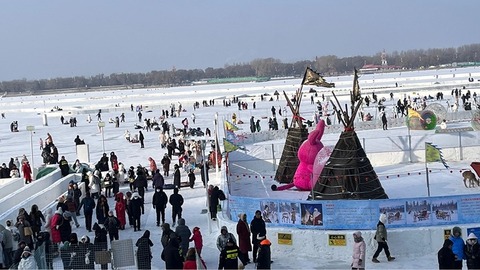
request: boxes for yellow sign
[277,233,292,245]
[444,229,452,240]
[328,234,346,246]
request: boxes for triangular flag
[302,67,335,88]
[425,142,449,168]
[224,120,239,131]
[223,139,239,153]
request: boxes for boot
[388,256,395,261]
[372,258,380,263]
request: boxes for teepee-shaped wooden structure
[275,67,335,183]
[311,69,388,200]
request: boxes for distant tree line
[1,43,479,94]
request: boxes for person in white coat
[17,246,37,270]
[351,231,366,270]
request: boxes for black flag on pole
[302,67,335,88]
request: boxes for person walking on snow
[351,231,366,270]
[21,161,32,184]
[372,213,395,263]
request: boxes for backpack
[218,190,226,201]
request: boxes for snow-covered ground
[1,66,480,269]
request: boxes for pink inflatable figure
[273,120,327,191]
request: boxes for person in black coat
[219,238,239,269]
[98,153,109,172]
[438,238,456,270]
[152,188,168,226]
[464,233,480,270]
[93,222,109,270]
[250,210,267,263]
[96,195,109,225]
[59,156,70,177]
[79,235,95,270]
[256,234,272,270]
[139,131,145,148]
[209,186,220,220]
[161,233,183,270]
[199,161,209,187]
[152,169,165,189]
[135,167,148,201]
[130,192,144,231]
[173,164,181,189]
[104,211,120,242]
[169,188,184,226]
[136,230,154,269]
[59,213,72,243]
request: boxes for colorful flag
[408,108,422,119]
[302,67,335,88]
[224,120,239,131]
[223,139,239,153]
[425,142,449,168]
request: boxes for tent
[311,70,388,200]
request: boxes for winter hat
[108,210,113,216]
[353,231,362,237]
[221,226,228,233]
[467,232,477,240]
[22,246,32,257]
[379,213,387,224]
[452,226,461,235]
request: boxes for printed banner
[227,194,480,230]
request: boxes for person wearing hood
[21,161,32,184]
[17,246,37,270]
[115,192,126,230]
[152,187,168,226]
[93,222,109,270]
[59,212,72,243]
[438,238,456,269]
[217,226,237,252]
[372,213,395,263]
[88,171,100,199]
[134,167,148,201]
[161,232,183,269]
[236,213,252,266]
[169,187,184,227]
[351,231,366,270]
[79,235,95,270]
[189,226,203,256]
[449,226,465,269]
[175,218,191,258]
[152,169,164,190]
[209,186,221,220]
[136,230,153,269]
[464,232,480,269]
[256,233,271,270]
[59,156,70,177]
[104,211,120,242]
[161,223,175,248]
[96,195,109,225]
[29,204,45,239]
[50,208,64,244]
[130,192,144,231]
[161,153,171,176]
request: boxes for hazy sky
[0,0,478,81]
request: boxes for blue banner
[226,194,480,230]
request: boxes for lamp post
[26,125,35,169]
[98,121,106,154]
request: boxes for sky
[1,67,479,269]
[1,0,479,81]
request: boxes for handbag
[24,226,33,236]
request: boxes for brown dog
[462,170,479,188]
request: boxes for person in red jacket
[50,208,63,244]
[189,227,203,256]
[115,192,126,230]
[183,247,206,269]
[22,161,32,184]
